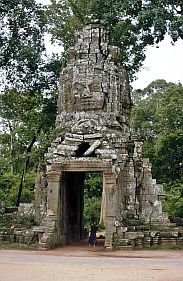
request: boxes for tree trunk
[15,125,42,207]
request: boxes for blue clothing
[88,225,98,245]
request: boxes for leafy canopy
[47,0,183,78]
[0,0,47,90]
[131,80,183,217]
[132,80,183,139]
[131,80,183,143]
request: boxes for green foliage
[153,131,183,182]
[83,172,102,229]
[163,178,183,218]
[132,81,183,182]
[0,212,35,229]
[0,1,60,206]
[0,173,20,205]
[131,79,175,105]
[0,88,57,178]
[132,80,183,139]
[131,80,183,217]
[0,0,47,90]
[47,1,183,78]
[83,197,101,230]
[0,172,35,206]
[84,172,102,198]
[0,0,63,93]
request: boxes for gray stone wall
[33,21,180,250]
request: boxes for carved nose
[82,88,92,97]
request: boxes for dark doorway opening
[60,171,103,244]
[62,172,85,242]
[75,142,96,157]
[75,143,90,157]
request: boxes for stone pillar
[47,172,61,218]
[34,162,47,223]
[100,173,106,225]
[104,171,117,250]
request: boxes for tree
[0,1,62,205]
[47,0,183,78]
[131,79,175,105]
[0,88,58,206]
[0,0,47,90]
[131,80,183,217]
[0,89,56,170]
[84,172,102,199]
[163,178,183,218]
[0,0,64,92]
[131,80,183,140]
[153,131,183,182]
[83,172,102,228]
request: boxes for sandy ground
[0,243,183,281]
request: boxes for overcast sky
[132,37,183,89]
[37,0,183,90]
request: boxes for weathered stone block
[30,21,181,251]
[124,232,144,240]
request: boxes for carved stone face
[59,66,106,112]
[58,22,131,117]
[72,81,105,112]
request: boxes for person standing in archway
[88,220,98,251]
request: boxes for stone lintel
[50,160,112,172]
[84,133,102,139]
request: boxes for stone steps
[38,242,48,250]
[116,245,134,250]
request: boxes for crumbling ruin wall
[1,22,179,250]
[32,21,183,250]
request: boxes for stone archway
[45,163,118,250]
[33,22,171,251]
[60,171,85,243]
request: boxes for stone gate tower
[35,21,169,250]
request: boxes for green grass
[141,245,183,250]
[0,241,38,250]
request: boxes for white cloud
[36,0,51,4]
[132,36,183,89]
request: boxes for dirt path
[0,245,183,281]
